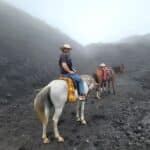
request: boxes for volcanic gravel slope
[0,71,150,150]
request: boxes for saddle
[59,77,77,102]
[93,69,111,83]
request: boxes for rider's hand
[73,68,77,73]
[69,71,75,74]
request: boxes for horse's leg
[80,101,87,125]
[76,100,81,121]
[100,84,103,93]
[100,81,104,97]
[96,84,101,99]
[108,80,111,94]
[112,80,116,95]
[42,106,50,144]
[104,81,106,92]
[103,81,107,96]
[100,81,104,98]
[53,107,64,142]
[96,91,101,99]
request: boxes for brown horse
[93,67,116,99]
[113,64,125,74]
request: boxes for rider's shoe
[79,95,86,101]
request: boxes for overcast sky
[4,0,150,45]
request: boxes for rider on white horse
[59,44,86,100]
[34,44,96,144]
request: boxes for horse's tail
[34,85,53,125]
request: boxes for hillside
[85,35,150,72]
[0,1,150,150]
[0,1,86,98]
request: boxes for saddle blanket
[59,77,76,102]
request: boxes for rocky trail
[0,72,150,150]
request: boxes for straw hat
[99,63,106,67]
[60,44,72,50]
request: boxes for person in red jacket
[99,63,108,92]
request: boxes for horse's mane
[81,74,95,85]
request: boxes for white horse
[34,75,95,144]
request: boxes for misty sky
[4,0,150,45]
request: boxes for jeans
[62,73,85,96]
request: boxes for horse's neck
[80,75,91,93]
[83,80,89,95]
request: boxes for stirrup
[79,96,86,101]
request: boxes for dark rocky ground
[0,70,150,150]
[0,2,150,150]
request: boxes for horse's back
[49,80,68,91]
[34,80,67,103]
[49,80,68,105]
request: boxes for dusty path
[0,73,150,150]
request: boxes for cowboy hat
[60,44,72,50]
[99,63,106,67]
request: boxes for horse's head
[81,75,97,91]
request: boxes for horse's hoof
[96,96,101,100]
[56,136,64,142]
[96,93,101,99]
[76,117,81,122]
[43,138,50,144]
[81,120,87,125]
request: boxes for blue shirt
[59,53,73,74]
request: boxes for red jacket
[102,67,108,80]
